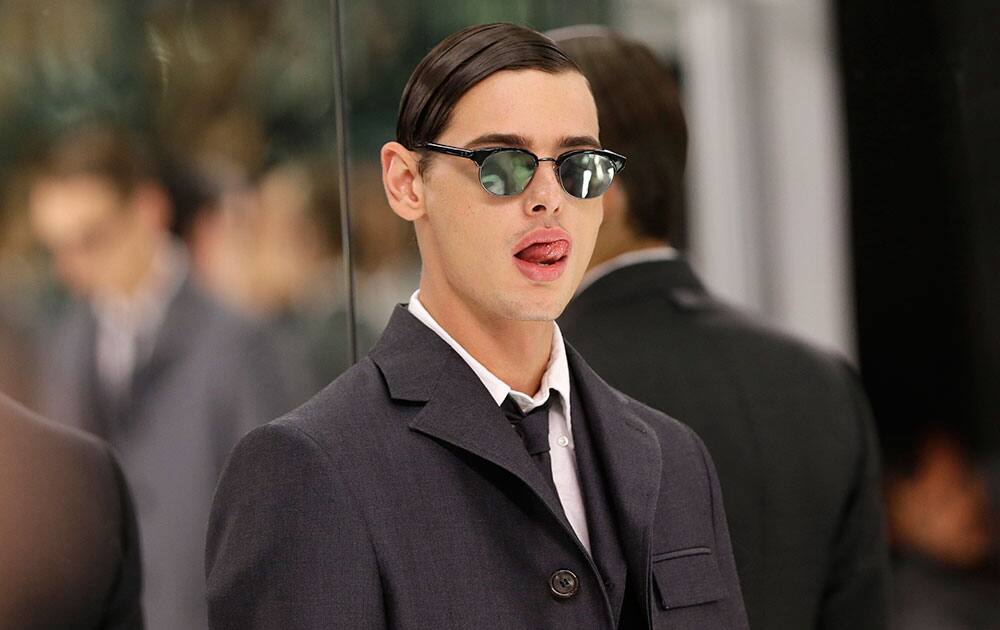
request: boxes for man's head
[381,23,620,324]
[29,124,171,298]
[552,27,688,261]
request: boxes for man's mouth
[510,228,572,282]
[514,239,570,266]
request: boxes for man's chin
[497,293,569,323]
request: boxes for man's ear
[380,141,424,222]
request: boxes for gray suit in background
[37,276,293,630]
[206,306,748,629]
[560,258,890,629]
[0,391,142,629]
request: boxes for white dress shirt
[407,290,591,552]
[92,238,188,399]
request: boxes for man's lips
[512,228,572,266]
[516,240,570,265]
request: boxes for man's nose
[522,162,563,217]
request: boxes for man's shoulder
[568,262,851,383]
[570,346,703,452]
[173,280,265,345]
[611,383,706,456]
[0,394,131,605]
[242,356,393,452]
[1,393,110,473]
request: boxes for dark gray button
[550,569,580,599]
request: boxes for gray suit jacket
[206,306,748,629]
[38,277,293,630]
[0,392,142,629]
[560,259,890,630]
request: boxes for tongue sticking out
[516,240,569,265]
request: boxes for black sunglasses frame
[415,142,627,198]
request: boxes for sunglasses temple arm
[421,143,477,160]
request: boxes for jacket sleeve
[819,363,891,630]
[692,427,750,629]
[205,422,386,629]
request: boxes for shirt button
[550,569,580,599]
[557,435,570,447]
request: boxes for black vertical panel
[837,0,1000,461]
[954,2,1000,447]
[329,0,358,364]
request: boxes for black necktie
[501,390,555,487]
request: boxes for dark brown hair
[36,123,157,198]
[396,22,580,171]
[553,28,688,247]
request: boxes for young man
[553,28,890,629]
[207,23,748,629]
[29,124,293,630]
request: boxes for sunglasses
[416,142,627,199]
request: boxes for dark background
[837,0,1000,463]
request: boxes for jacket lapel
[370,307,576,539]
[132,276,204,393]
[566,344,663,628]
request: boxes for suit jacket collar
[127,274,211,397]
[370,306,663,623]
[573,257,709,311]
[371,307,570,527]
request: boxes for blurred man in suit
[554,28,890,630]
[0,390,142,629]
[28,124,293,630]
[207,23,748,629]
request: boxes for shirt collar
[576,245,678,295]
[91,237,188,342]
[406,289,571,416]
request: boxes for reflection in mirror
[0,1,350,628]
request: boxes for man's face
[29,175,151,297]
[416,69,603,323]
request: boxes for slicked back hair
[396,23,581,174]
[553,28,688,248]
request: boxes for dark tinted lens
[479,150,537,196]
[559,152,618,199]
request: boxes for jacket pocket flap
[651,547,726,610]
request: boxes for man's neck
[416,285,553,396]
[91,237,185,326]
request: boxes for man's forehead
[440,69,600,149]
[31,175,123,228]
[464,132,602,150]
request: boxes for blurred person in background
[248,157,373,401]
[885,429,1000,629]
[27,123,294,630]
[554,28,890,629]
[171,154,372,402]
[168,154,259,314]
[0,389,143,629]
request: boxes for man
[553,28,890,629]
[29,124,293,630]
[207,23,748,629]
[0,390,142,628]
